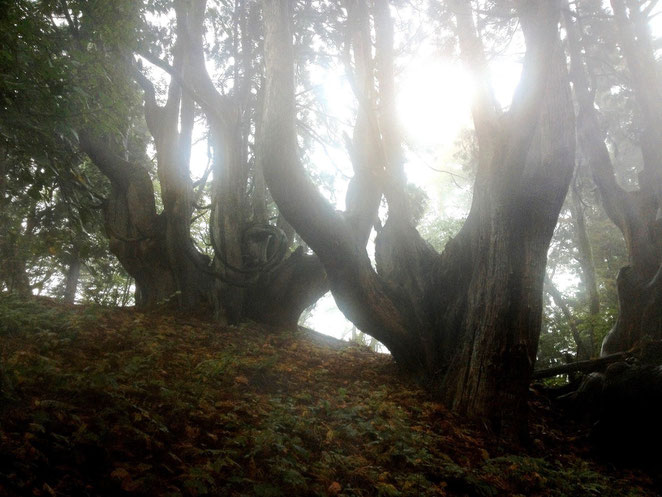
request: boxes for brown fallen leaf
[235,375,249,384]
[327,481,342,495]
[110,468,130,480]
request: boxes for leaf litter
[0,294,657,496]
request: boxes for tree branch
[260,0,422,367]
[450,0,500,140]
[544,276,592,360]
[563,0,630,232]
[533,352,628,379]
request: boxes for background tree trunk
[545,276,592,360]
[564,0,662,355]
[569,182,599,353]
[63,248,80,304]
[0,146,33,296]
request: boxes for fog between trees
[1,0,661,441]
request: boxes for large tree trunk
[137,13,214,310]
[245,248,327,328]
[81,4,215,311]
[260,0,572,440]
[75,0,329,325]
[439,4,574,438]
[438,62,574,436]
[179,0,328,324]
[564,0,662,355]
[79,133,179,307]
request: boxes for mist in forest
[2,0,662,495]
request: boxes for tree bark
[440,2,574,438]
[78,132,179,307]
[137,9,213,310]
[63,248,80,304]
[343,0,384,246]
[246,248,328,328]
[0,173,32,297]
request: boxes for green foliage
[0,0,143,304]
[541,183,628,365]
[537,303,618,369]
[419,214,464,252]
[481,456,650,497]
[0,294,73,336]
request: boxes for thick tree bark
[260,0,572,440]
[564,1,662,355]
[439,3,574,438]
[78,132,179,307]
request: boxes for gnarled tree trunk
[78,132,179,307]
[80,0,327,322]
[260,0,574,440]
[178,0,328,325]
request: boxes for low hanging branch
[532,352,630,380]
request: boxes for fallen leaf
[110,468,130,480]
[327,481,342,495]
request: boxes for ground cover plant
[0,294,658,497]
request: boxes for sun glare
[398,58,473,149]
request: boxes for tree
[540,174,614,363]
[259,0,575,439]
[564,0,662,355]
[0,0,329,324]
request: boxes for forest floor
[0,294,659,497]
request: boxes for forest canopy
[1,0,662,442]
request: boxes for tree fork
[260,0,574,442]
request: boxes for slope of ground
[0,294,657,497]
